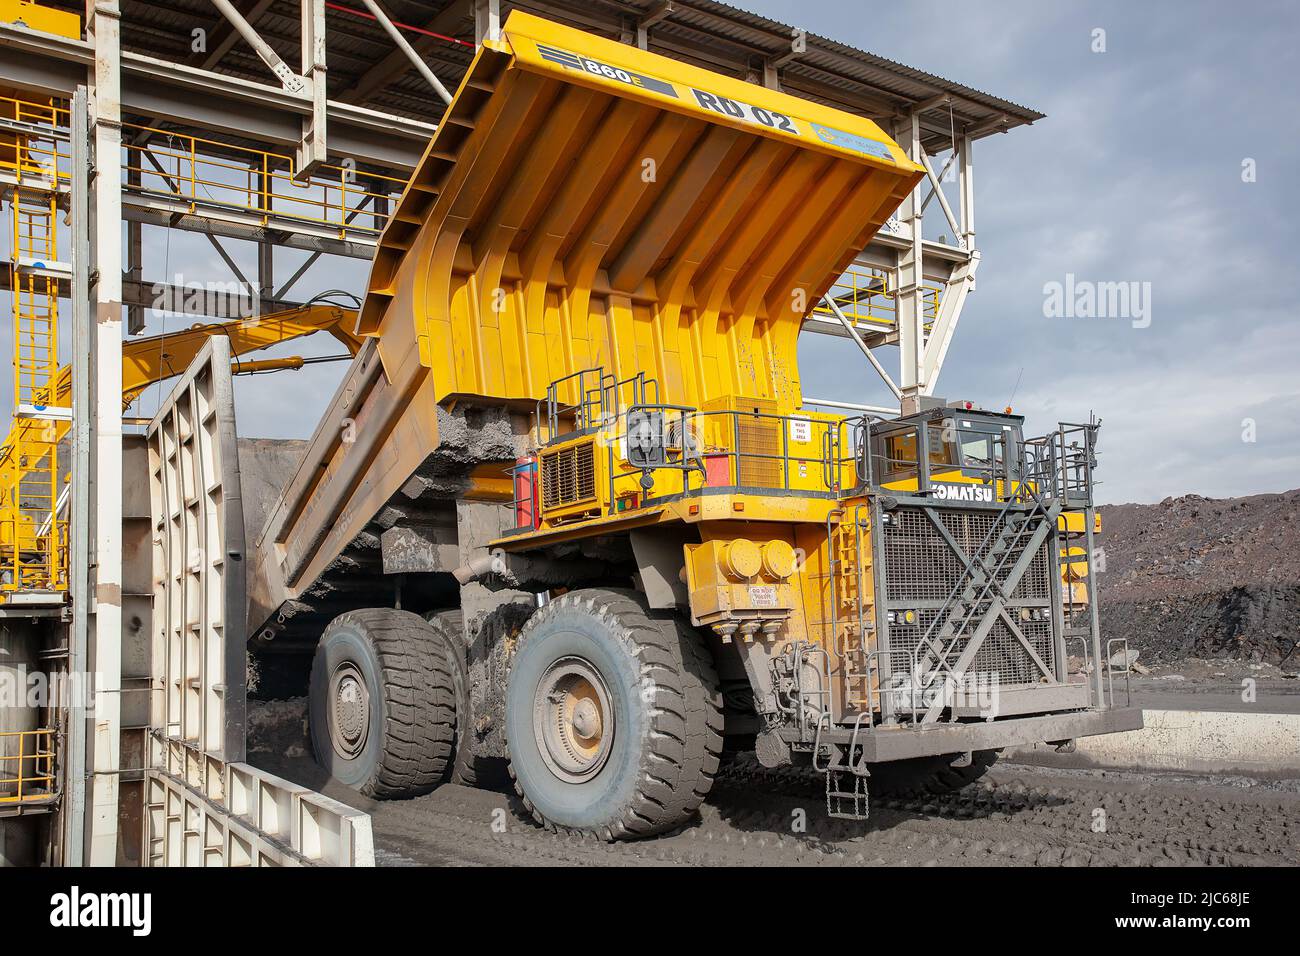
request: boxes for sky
[7,0,1296,505]
[787,0,1300,503]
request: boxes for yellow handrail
[0,728,56,804]
[811,264,942,333]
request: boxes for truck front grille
[879,504,1056,687]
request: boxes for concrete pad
[1011,709,1300,776]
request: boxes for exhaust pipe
[452,553,497,585]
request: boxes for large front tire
[308,608,456,798]
[506,589,722,840]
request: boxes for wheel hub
[328,662,370,759]
[534,656,614,782]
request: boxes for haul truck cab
[242,12,1141,841]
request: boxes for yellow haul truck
[244,13,1140,837]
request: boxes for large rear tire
[505,588,722,840]
[867,749,1000,798]
[309,608,456,798]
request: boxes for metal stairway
[906,493,1062,721]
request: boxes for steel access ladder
[2,103,66,592]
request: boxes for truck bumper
[841,708,1144,763]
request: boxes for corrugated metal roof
[41,0,1042,141]
[675,0,1043,123]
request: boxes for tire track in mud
[368,759,1300,867]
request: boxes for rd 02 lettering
[692,89,796,133]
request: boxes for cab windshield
[953,417,1021,478]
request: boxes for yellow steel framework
[2,91,403,245]
[0,728,56,805]
[0,303,362,597]
[122,122,407,241]
[2,89,373,597]
[2,93,65,591]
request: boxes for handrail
[0,728,57,804]
[616,403,851,500]
[1,92,406,242]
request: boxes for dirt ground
[343,758,1300,867]
[247,721,1300,868]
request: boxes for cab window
[960,432,994,469]
[928,426,956,468]
[883,432,916,476]
[956,419,1021,477]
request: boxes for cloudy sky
[14,0,1293,506]
[790,0,1300,503]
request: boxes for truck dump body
[248,12,923,638]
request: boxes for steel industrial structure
[0,0,1041,864]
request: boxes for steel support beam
[803,397,898,416]
[920,251,979,396]
[822,296,902,400]
[208,0,305,92]
[124,151,143,334]
[336,2,468,105]
[298,0,328,177]
[64,86,92,870]
[475,0,500,46]
[896,112,925,413]
[257,237,274,318]
[193,0,277,71]
[85,0,124,868]
[959,134,975,248]
[360,0,453,105]
[920,151,961,246]
[0,25,434,172]
[636,1,674,50]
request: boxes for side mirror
[626,408,667,469]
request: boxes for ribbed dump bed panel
[249,11,922,634]
[359,11,923,417]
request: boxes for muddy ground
[248,700,1299,867]
[250,742,1300,867]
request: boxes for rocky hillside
[1097,489,1300,667]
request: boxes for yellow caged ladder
[2,96,66,592]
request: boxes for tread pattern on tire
[323,608,456,799]
[869,749,1000,798]
[424,608,498,789]
[507,588,723,840]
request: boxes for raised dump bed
[246,10,923,643]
